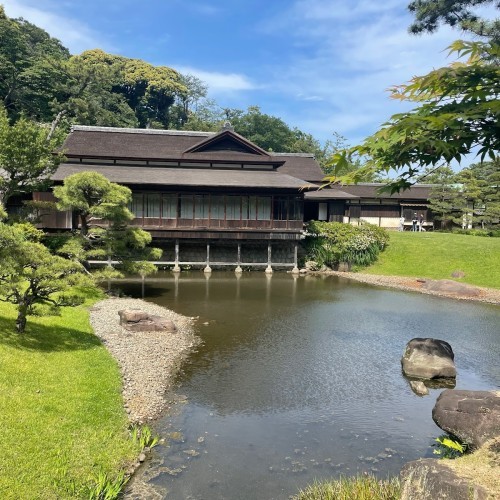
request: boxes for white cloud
[2,0,112,54]
[176,66,257,93]
[261,0,464,143]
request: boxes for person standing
[412,213,418,232]
[399,215,405,231]
[419,213,424,232]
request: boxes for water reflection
[118,272,500,500]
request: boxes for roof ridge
[71,125,215,137]
[272,152,315,157]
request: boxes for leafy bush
[304,221,389,269]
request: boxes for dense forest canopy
[0,5,350,168]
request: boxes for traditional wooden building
[39,124,323,271]
[33,124,436,270]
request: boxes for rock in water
[401,338,456,379]
[409,380,429,396]
[432,390,500,449]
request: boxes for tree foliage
[0,221,89,332]
[53,172,162,277]
[0,6,69,122]
[0,105,65,205]
[327,40,500,192]
[427,160,500,229]
[408,0,500,41]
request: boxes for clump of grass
[87,470,128,500]
[293,474,400,500]
[446,437,500,497]
[130,424,160,449]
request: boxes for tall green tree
[467,159,500,227]
[0,221,88,333]
[0,105,65,206]
[0,6,70,122]
[169,73,209,128]
[327,1,499,191]
[427,166,462,228]
[54,49,188,129]
[53,171,161,277]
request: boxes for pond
[119,272,500,500]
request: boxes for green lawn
[365,232,500,289]
[0,294,139,499]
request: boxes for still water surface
[119,272,500,500]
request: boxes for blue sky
[3,0,468,146]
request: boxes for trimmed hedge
[305,221,389,269]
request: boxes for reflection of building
[31,125,435,269]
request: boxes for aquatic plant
[130,424,160,449]
[433,434,467,459]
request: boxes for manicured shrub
[304,221,389,269]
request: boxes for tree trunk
[16,305,28,333]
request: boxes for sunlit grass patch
[293,474,400,500]
[0,295,139,499]
[365,232,500,289]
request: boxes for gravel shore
[323,271,500,305]
[89,298,200,423]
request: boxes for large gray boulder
[432,390,500,449]
[118,309,177,333]
[400,458,488,500]
[422,279,480,297]
[401,338,456,379]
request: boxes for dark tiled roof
[274,154,325,183]
[60,126,325,184]
[305,188,359,200]
[305,183,433,200]
[52,163,316,190]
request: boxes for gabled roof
[58,126,326,184]
[184,128,271,157]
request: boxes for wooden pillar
[291,243,299,275]
[235,243,242,274]
[173,239,181,272]
[204,243,212,273]
[265,241,273,274]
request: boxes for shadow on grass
[0,314,102,352]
